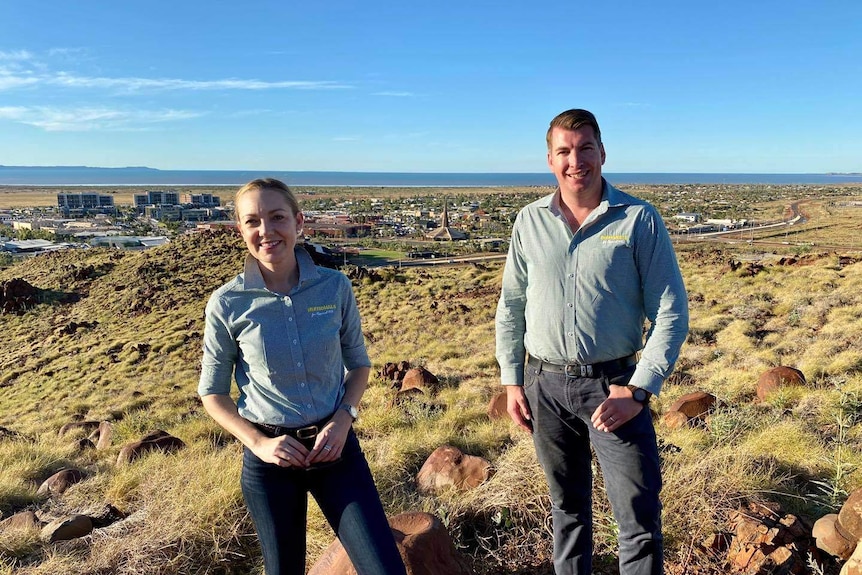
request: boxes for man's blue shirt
[198,247,371,427]
[495,180,689,395]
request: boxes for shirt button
[568,332,574,337]
[288,317,293,322]
[307,404,312,409]
[300,382,306,387]
[293,339,297,344]
[567,303,573,307]
[569,273,574,278]
[297,362,302,367]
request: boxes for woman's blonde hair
[234,178,301,221]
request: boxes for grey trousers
[524,363,663,575]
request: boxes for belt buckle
[565,364,593,377]
[295,425,318,440]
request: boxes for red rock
[667,391,716,421]
[416,445,492,494]
[663,410,689,430]
[813,514,855,560]
[116,430,186,465]
[839,488,862,541]
[757,366,806,401]
[36,468,86,497]
[0,510,41,532]
[401,367,440,393]
[308,512,470,575]
[40,514,93,542]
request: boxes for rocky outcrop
[0,278,40,313]
[416,445,492,494]
[308,512,471,575]
[721,501,814,574]
[116,430,186,465]
[756,366,806,402]
[380,361,412,386]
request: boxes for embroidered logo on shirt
[308,304,336,318]
[600,234,629,243]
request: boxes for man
[495,109,689,575]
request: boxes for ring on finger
[323,445,332,451]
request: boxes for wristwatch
[627,385,651,404]
[339,402,359,421]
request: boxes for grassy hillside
[1,229,862,574]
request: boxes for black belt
[527,353,638,378]
[253,421,321,449]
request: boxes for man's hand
[506,385,533,434]
[591,384,643,432]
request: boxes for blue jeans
[240,429,406,575]
[524,364,663,575]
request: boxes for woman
[198,178,406,575]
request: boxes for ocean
[1,166,862,187]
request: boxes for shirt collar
[242,245,320,291]
[543,178,629,216]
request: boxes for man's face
[547,125,606,200]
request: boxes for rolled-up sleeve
[198,293,238,397]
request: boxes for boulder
[486,391,508,420]
[416,445,492,494]
[40,514,93,542]
[757,366,806,401]
[839,488,862,541]
[37,468,86,497]
[667,391,717,422]
[813,513,855,560]
[401,367,440,393]
[116,430,186,465]
[0,510,41,533]
[308,512,471,575]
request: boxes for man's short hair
[546,109,602,149]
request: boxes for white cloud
[45,73,351,92]
[0,50,33,61]
[0,49,352,93]
[0,106,204,131]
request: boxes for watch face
[630,387,647,402]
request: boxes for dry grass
[2,198,862,573]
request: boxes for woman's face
[235,187,304,271]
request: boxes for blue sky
[1,1,860,173]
